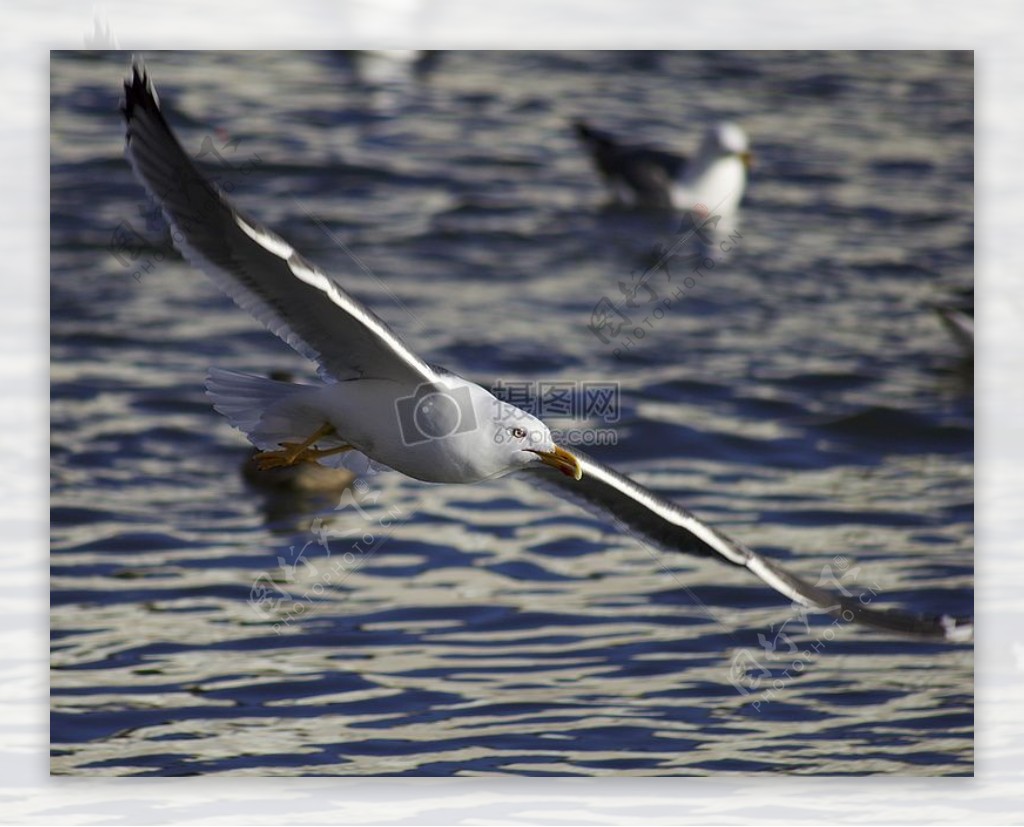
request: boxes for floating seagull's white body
[574,120,750,229]
[122,64,970,641]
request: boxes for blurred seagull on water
[574,119,751,235]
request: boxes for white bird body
[670,135,748,224]
[208,368,552,484]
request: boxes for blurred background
[51,50,972,776]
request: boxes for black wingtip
[121,57,159,124]
[572,119,593,139]
[573,120,616,152]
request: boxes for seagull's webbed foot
[254,423,352,470]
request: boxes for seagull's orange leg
[255,423,351,470]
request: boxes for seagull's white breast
[303,375,515,484]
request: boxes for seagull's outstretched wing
[121,62,435,386]
[574,120,687,208]
[529,450,972,642]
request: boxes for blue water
[50,50,972,776]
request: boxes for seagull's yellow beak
[739,150,754,170]
[529,445,583,480]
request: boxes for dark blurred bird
[574,120,751,229]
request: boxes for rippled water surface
[51,50,973,776]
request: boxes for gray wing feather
[528,450,972,642]
[121,62,435,385]
[574,120,688,208]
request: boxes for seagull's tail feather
[205,367,305,441]
[205,368,344,459]
[204,368,390,476]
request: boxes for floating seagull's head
[704,122,752,169]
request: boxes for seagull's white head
[401,376,583,483]
[446,381,582,481]
[703,122,752,168]
[488,400,583,480]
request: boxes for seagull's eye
[510,427,527,440]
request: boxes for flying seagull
[122,63,970,642]
[574,120,751,228]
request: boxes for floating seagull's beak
[739,150,754,170]
[529,445,583,480]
